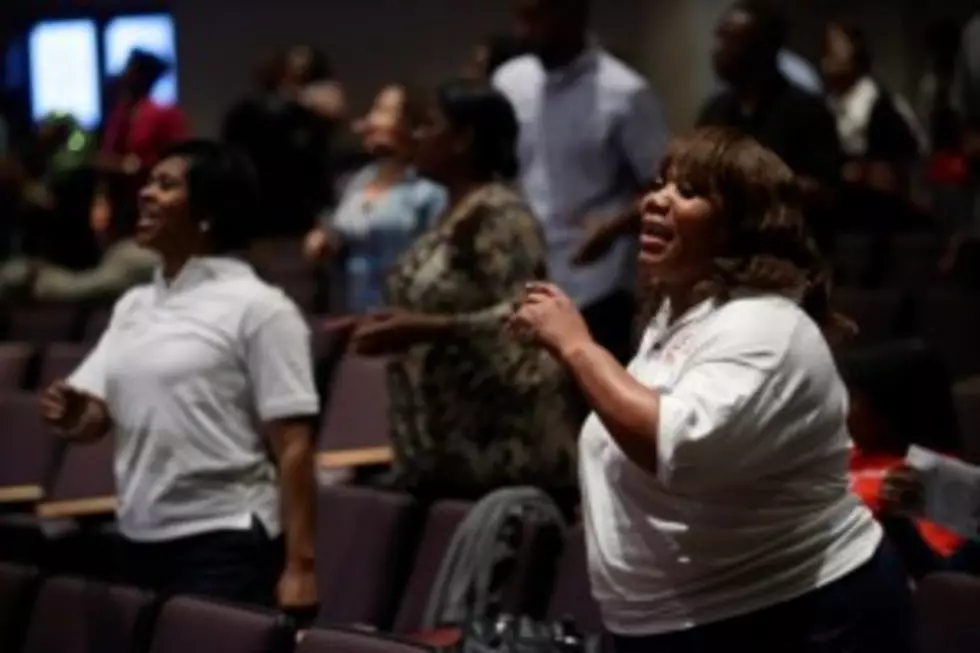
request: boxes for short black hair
[828,19,873,74]
[126,49,170,91]
[436,79,520,180]
[731,0,787,60]
[158,139,260,253]
[837,339,961,453]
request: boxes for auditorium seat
[545,524,602,633]
[392,500,472,633]
[0,343,33,391]
[0,563,39,652]
[392,498,562,633]
[297,628,435,653]
[317,355,390,453]
[82,310,111,343]
[42,430,115,509]
[0,394,56,499]
[5,305,83,343]
[315,486,419,629]
[21,576,155,653]
[38,342,92,389]
[917,573,980,653]
[148,596,291,653]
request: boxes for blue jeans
[611,542,916,653]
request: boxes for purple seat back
[0,394,56,491]
[0,343,33,391]
[83,311,110,344]
[297,628,434,653]
[43,431,115,503]
[6,306,81,343]
[545,524,602,633]
[917,572,980,652]
[22,576,155,653]
[315,486,418,629]
[318,356,390,452]
[393,501,472,633]
[148,596,287,653]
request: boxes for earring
[199,222,210,233]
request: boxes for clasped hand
[506,282,593,359]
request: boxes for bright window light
[28,19,101,129]
[104,14,178,105]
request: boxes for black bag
[459,615,601,653]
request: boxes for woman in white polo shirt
[510,127,914,652]
[39,140,318,614]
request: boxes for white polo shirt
[493,49,667,307]
[68,257,319,542]
[579,293,882,635]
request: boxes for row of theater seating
[0,484,600,635]
[4,339,980,527]
[5,508,980,652]
[0,563,434,653]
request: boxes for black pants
[116,520,284,607]
[881,515,980,580]
[611,542,917,653]
[581,290,636,365]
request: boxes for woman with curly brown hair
[509,126,913,652]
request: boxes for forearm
[275,427,317,574]
[562,340,661,472]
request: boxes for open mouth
[640,217,676,247]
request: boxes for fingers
[40,380,70,422]
[525,281,560,297]
[320,315,359,333]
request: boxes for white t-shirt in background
[579,293,881,635]
[69,257,319,542]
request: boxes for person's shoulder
[701,294,816,364]
[236,275,308,332]
[595,51,650,94]
[410,175,447,204]
[492,54,542,91]
[112,282,156,313]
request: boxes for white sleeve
[66,332,112,399]
[244,301,319,421]
[655,331,785,492]
[65,289,140,399]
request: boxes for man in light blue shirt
[493,0,668,363]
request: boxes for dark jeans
[881,515,980,580]
[611,542,917,653]
[116,519,284,607]
[581,290,636,365]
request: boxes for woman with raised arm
[510,127,914,652]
